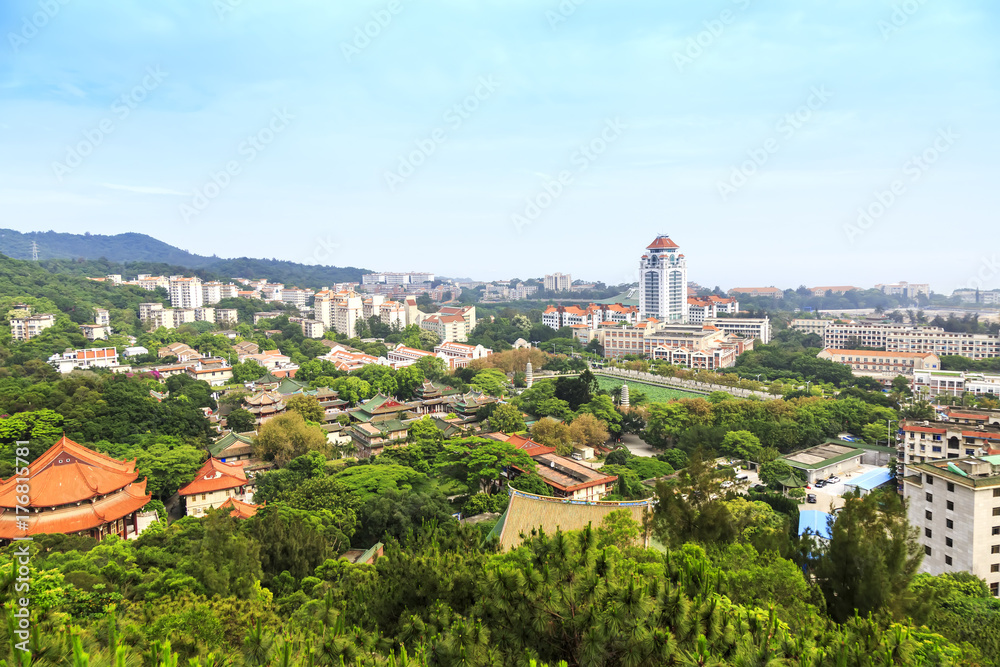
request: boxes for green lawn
[595,376,703,403]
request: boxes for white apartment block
[150,309,176,330]
[260,284,284,302]
[542,303,639,331]
[281,288,313,308]
[94,308,110,326]
[639,235,688,324]
[791,318,834,336]
[220,283,239,299]
[379,301,406,330]
[80,324,109,341]
[913,370,1000,398]
[876,281,930,298]
[817,349,940,384]
[899,417,1000,469]
[824,323,1000,361]
[139,302,164,321]
[201,282,224,305]
[314,290,365,336]
[362,294,386,319]
[215,308,239,325]
[544,273,572,292]
[953,289,1000,305]
[172,309,197,327]
[169,277,204,309]
[420,314,468,343]
[136,275,169,291]
[10,313,56,341]
[704,317,771,344]
[252,311,284,324]
[686,296,739,324]
[290,317,325,339]
[362,272,434,285]
[105,274,122,284]
[194,307,215,323]
[903,457,1000,597]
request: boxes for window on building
[925,475,933,484]
[946,519,954,529]
[926,510,933,520]
[992,545,1000,554]
[994,489,1000,498]
[991,582,999,597]
[994,508,1000,516]
[947,501,954,511]
[947,482,955,492]
[995,527,1000,536]
[945,537,953,547]
[924,546,932,556]
[925,528,932,538]
[993,564,1000,573]
[945,556,952,566]
[926,493,933,502]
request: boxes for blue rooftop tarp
[845,467,893,491]
[798,510,832,540]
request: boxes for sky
[1,0,998,293]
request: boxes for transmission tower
[30,241,39,261]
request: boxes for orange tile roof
[506,434,556,456]
[647,236,679,249]
[0,436,142,508]
[0,478,150,539]
[220,497,261,518]
[178,458,248,496]
[948,411,988,420]
[904,425,947,434]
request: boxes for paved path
[619,434,658,457]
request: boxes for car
[721,480,734,489]
[806,494,817,504]
[827,476,840,483]
[814,480,826,488]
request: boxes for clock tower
[638,235,688,324]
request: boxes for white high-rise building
[639,235,688,324]
[169,277,204,309]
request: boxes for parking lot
[800,463,883,513]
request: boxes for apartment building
[183,358,234,386]
[542,303,638,331]
[48,347,122,373]
[94,309,110,327]
[791,318,835,336]
[80,324,109,341]
[169,277,204,309]
[433,342,492,369]
[817,349,940,384]
[362,294,386,319]
[903,456,1000,597]
[824,323,1000,361]
[252,310,284,325]
[543,273,572,292]
[420,314,468,342]
[281,288,314,308]
[362,272,435,285]
[172,309,197,327]
[10,313,55,341]
[215,308,239,325]
[913,369,1000,399]
[201,282,223,305]
[686,296,739,323]
[900,417,1000,468]
[954,289,1000,305]
[876,281,930,298]
[289,317,325,339]
[136,275,169,291]
[379,301,406,330]
[220,283,239,299]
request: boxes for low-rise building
[876,281,930,298]
[433,341,492,369]
[817,348,940,384]
[703,317,771,344]
[601,322,753,370]
[10,313,55,341]
[686,296,739,323]
[80,324,110,341]
[779,441,865,484]
[48,347,123,373]
[215,308,239,325]
[728,287,782,299]
[899,416,1000,468]
[824,323,1000,361]
[178,458,254,517]
[94,308,110,326]
[514,453,618,500]
[809,286,859,296]
[913,369,1000,399]
[791,318,835,337]
[902,456,1000,596]
[184,358,234,386]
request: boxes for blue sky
[1,0,998,293]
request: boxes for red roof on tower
[647,236,679,250]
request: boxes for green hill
[0,228,367,288]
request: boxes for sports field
[595,375,703,403]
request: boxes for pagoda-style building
[349,394,413,424]
[178,457,254,516]
[0,436,152,543]
[243,390,286,424]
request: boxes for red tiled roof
[647,236,679,250]
[904,425,947,435]
[178,458,247,496]
[0,478,150,539]
[948,412,988,420]
[0,436,141,508]
[220,497,261,518]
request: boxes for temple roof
[0,478,150,539]
[178,458,248,496]
[0,436,141,508]
[220,497,261,519]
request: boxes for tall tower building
[639,235,688,323]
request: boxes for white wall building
[543,273,572,292]
[639,235,688,324]
[10,313,55,341]
[169,277,204,309]
[824,323,1000,361]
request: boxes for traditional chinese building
[243,390,286,424]
[0,436,152,542]
[178,458,255,517]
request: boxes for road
[619,434,658,457]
